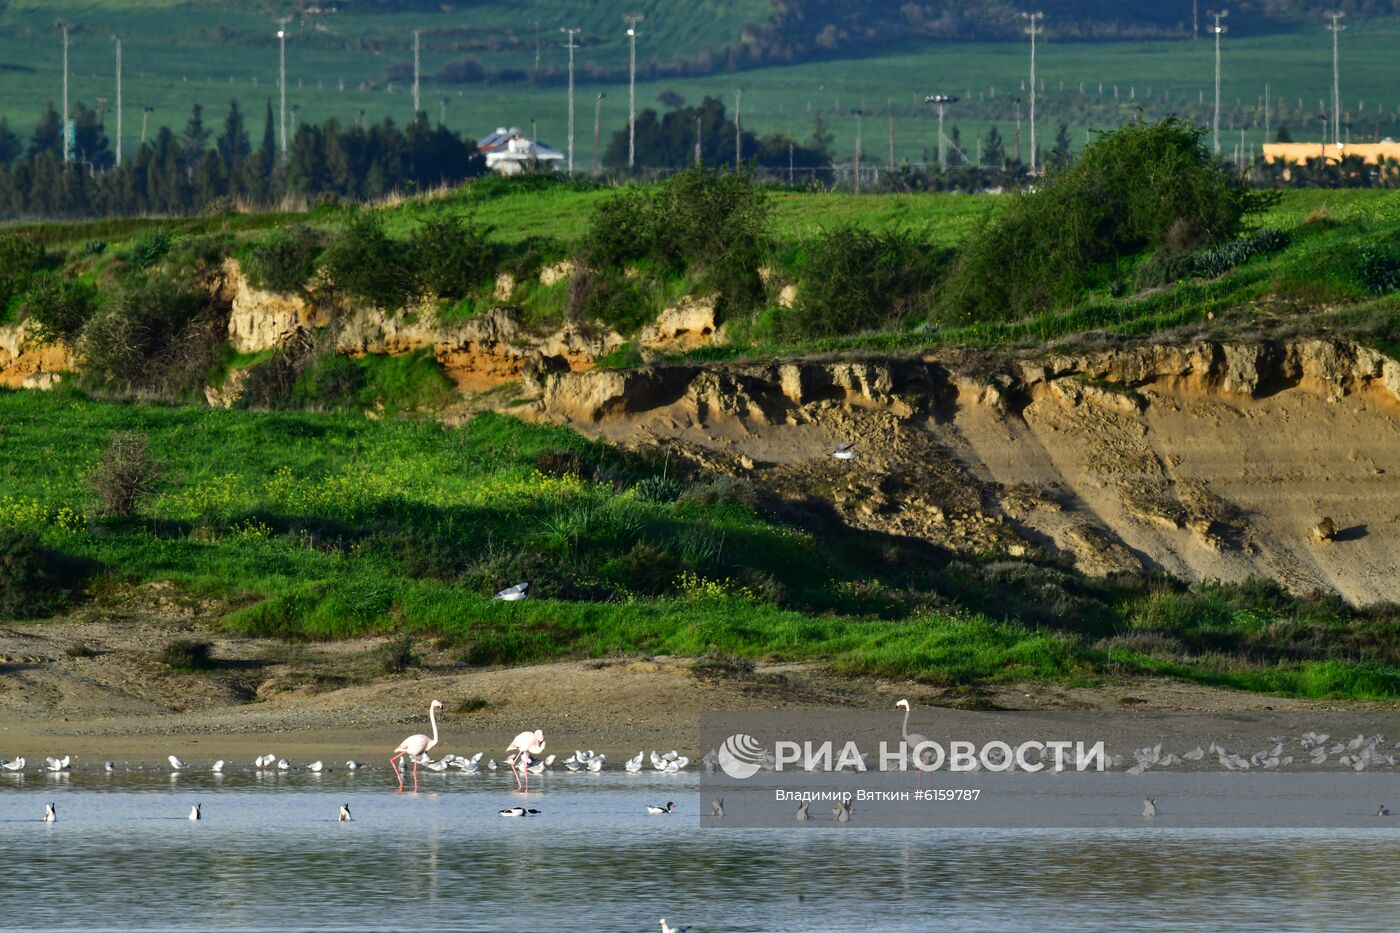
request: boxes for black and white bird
[43,803,56,823]
[1143,798,1158,818]
[645,801,676,815]
[45,756,71,772]
[188,804,201,821]
[830,443,858,461]
[2,757,25,772]
[493,581,530,602]
[168,755,187,772]
[1379,805,1391,816]
[711,799,724,818]
[499,807,541,817]
[345,760,366,771]
[660,920,692,933]
[339,804,352,822]
[104,760,116,773]
[796,801,811,821]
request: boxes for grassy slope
[3,387,1399,700]
[2,3,1399,166]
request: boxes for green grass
[3,387,1400,699]
[4,4,1400,172]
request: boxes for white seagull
[210,760,225,773]
[2,757,25,772]
[830,443,858,461]
[345,760,366,771]
[493,581,530,601]
[307,761,326,773]
[45,756,71,772]
[168,755,187,771]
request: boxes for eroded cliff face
[0,321,75,390]
[530,339,1400,605]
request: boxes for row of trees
[0,100,486,219]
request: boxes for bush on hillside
[322,211,418,309]
[245,225,325,294]
[566,267,653,335]
[76,277,213,391]
[938,119,1267,323]
[410,215,497,300]
[128,228,174,269]
[580,168,769,315]
[788,227,954,337]
[0,527,82,619]
[22,273,98,343]
[88,431,166,521]
[0,233,52,314]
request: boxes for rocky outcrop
[221,259,327,353]
[637,295,724,352]
[0,321,75,389]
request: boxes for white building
[478,127,565,175]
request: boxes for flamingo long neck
[427,705,440,751]
[901,705,911,742]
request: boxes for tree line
[0,100,487,220]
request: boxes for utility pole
[1325,11,1345,146]
[788,139,794,184]
[1013,97,1023,164]
[1209,10,1228,154]
[1022,11,1043,174]
[625,14,643,169]
[277,18,291,160]
[412,29,421,117]
[694,114,702,166]
[925,95,957,171]
[113,33,125,167]
[534,21,541,73]
[56,21,73,162]
[887,98,895,171]
[1193,0,1199,41]
[593,91,605,175]
[734,89,743,168]
[853,110,863,194]
[561,27,580,174]
[141,106,152,146]
[439,97,447,127]
[1264,82,1270,142]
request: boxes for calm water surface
[2,769,1398,932]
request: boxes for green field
[3,2,1400,169]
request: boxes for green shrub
[939,119,1267,323]
[632,475,685,503]
[291,352,367,408]
[0,527,80,619]
[410,215,497,300]
[379,632,419,674]
[580,168,769,315]
[245,225,325,293]
[1358,244,1400,296]
[789,227,953,337]
[22,273,98,343]
[322,211,417,309]
[567,268,652,335]
[159,638,213,671]
[129,228,174,269]
[88,431,166,520]
[1134,228,1292,288]
[0,233,51,315]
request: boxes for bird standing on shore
[168,756,186,771]
[210,760,224,773]
[3,757,25,772]
[505,729,545,792]
[391,699,443,793]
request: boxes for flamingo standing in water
[390,699,443,793]
[505,729,545,792]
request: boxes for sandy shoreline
[5,619,1400,769]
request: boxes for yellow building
[1262,141,1400,165]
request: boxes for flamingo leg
[390,754,404,789]
[509,753,523,791]
[411,758,420,793]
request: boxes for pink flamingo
[390,699,443,793]
[506,728,546,792]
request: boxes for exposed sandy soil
[3,618,1397,767]
[533,342,1400,605]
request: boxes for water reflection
[2,773,1399,931]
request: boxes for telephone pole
[112,33,126,167]
[1209,10,1228,154]
[734,89,743,168]
[412,29,421,117]
[887,98,895,171]
[624,14,643,169]
[56,22,73,162]
[141,106,152,146]
[925,95,957,171]
[853,109,863,194]
[1325,11,1345,146]
[1024,11,1047,174]
[593,91,605,175]
[277,19,291,160]
[561,27,580,174]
